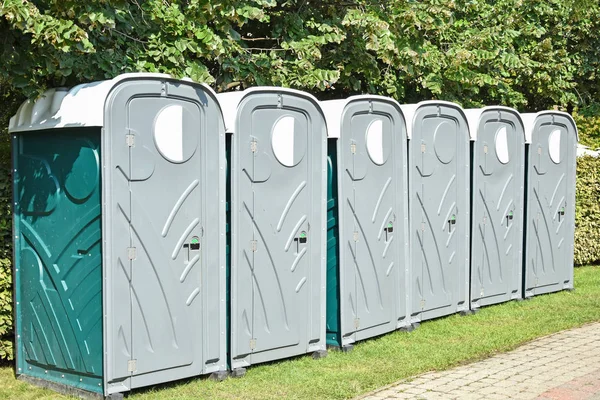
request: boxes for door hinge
[250,240,257,252]
[353,231,359,242]
[249,339,256,350]
[483,144,488,154]
[350,143,356,154]
[420,299,426,310]
[483,215,487,225]
[126,134,135,147]
[127,247,137,260]
[421,222,425,232]
[421,144,426,153]
[250,140,257,153]
[127,359,137,373]
[354,318,360,329]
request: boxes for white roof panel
[319,99,346,139]
[9,73,176,133]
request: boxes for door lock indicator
[299,231,307,244]
[386,222,394,233]
[190,236,200,251]
[506,211,514,226]
[448,214,456,233]
[558,207,565,222]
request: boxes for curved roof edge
[320,95,404,138]
[464,106,525,141]
[217,87,325,135]
[9,73,221,133]
[399,100,467,139]
[521,110,579,144]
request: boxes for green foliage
[573,112,600,149]
[0,152,11,361]
[574,155,600,266]
[0,85,18,361]
[0,0,599,107]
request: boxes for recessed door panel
[526,116,575,294]
[471,113,524,307]
[232,92,324,366]
[341,107,396,339]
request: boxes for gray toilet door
[233,92,322,366]
[105,79,209,388]
[411,105,467,319]
[339,100,397,342]
[471,112,524,306]
[526,114,576,294]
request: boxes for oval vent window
[272,116,297,167]
[495,126,510,164]
[366,119,385,165]
[548,129,562,164]
[154,105,184,162]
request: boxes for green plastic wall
[326,139,341,347]
[13,129,103,393]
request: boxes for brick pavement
[358,323,600,400]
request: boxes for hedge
[0,141,11,361]
[0,115,598,361]
[574,155,600,265]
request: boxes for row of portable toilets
[8,74,577,397]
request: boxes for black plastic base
[17,374,109,399]
[209,371,228,382]
[326,344,353,353]
[565,287,575,292]
[400,323,420,333]
[459,309,474,316]
[312,350,328,360]
[230,368,246,378]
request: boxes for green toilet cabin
[321,96,410,351]
[9,73,227,397]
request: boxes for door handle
[558,207,565,222]
[448,214,456,233]
[506,211,514,227]
[294,231,308,254]
[184,236,201,263]
[183,244,190,263]
[384,221,393,242]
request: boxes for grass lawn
[1,265,599,400]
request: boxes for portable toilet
[465,107,525,310]
[521,111,577,298]
[320,96,410,351]
[9,74,227,397]
[218,88,327,376]
[400,101,470,324]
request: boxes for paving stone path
[358,322,600,400]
